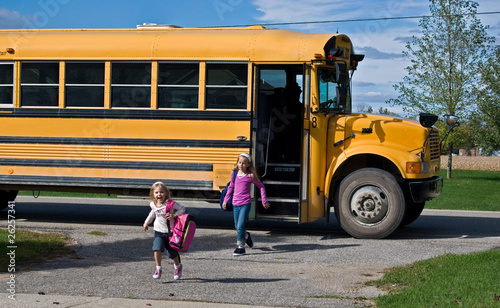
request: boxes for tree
[356,105,373,113]
[476,46,500,154]
[377,107,400,117]
[388,0,495,178]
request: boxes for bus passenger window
[66,62,105,108]
[158,63,199,109]
[206,63,247,109]
[0,63,14,105]
[21,62,59,107]
[111,62,151,108]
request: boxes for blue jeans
[233,203,251,246]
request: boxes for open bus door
[252,64,309,222]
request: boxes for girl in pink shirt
[223,153,270,256]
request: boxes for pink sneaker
[174,263,183,280]
[153,267,162,279]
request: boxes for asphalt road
[1,196,500,308]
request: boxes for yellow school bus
[0,25,442,238]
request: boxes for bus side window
[158,62,199,109]
[0,63,14,105]
[206,63,247,110]
[21,62,59,107]
[66,62,105,108]
[111,62,151,108]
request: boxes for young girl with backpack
[143,181,185,280]
[222,153,271,256]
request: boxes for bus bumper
[408,176,443,203]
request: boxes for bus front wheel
[334,168,405,239]
[400,201,425,226]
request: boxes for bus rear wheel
[0,190,18,210]
[334,168,405,239]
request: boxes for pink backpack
[166,200,196,252]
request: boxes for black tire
[334,168,405,239]
[0,190,18,210]
[400,201,425,226]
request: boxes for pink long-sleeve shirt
[223,172,268,206]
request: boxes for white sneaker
[174,263,183,280]
[153,267,162,279]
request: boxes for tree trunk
[447,143,453,179]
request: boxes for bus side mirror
[336,63,348,84]
[444,115,459,128]
[441,115,460,147]
[336,85,347,110]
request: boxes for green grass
[426,170,500,211]
[0,229,73,272]
[87,231,107,236]
[368,249,500,307]
[18,191,117,198]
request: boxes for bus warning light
[6,48,14,53]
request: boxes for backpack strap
[165,200,175,235]
[227,169,237,198]
[165,199,175,213]
[231,169,237,183]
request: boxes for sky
[1,0,499,115]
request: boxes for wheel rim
[349,185,389,225]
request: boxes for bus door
[252,64,306,221]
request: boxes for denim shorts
[152,231,179,260]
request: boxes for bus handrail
[261,114,272,178]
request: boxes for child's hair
[235,153,261,181]
[149,181,172,201]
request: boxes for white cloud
[364,91,383,97]
[357,46,401,60]
[253,0,350,23]
[0,8,25,29]
[252,0,428,27]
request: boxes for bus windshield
[318,67,351,113]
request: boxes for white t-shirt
[144,200,185,234]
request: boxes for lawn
[0,229,73,272]
[426,169,500,211]
[368,249,500,307]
